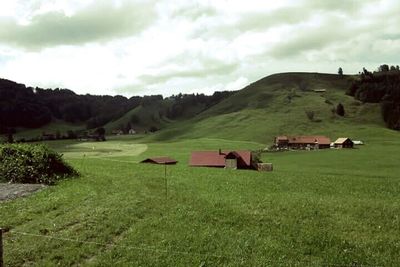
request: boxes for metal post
[0,228,4,267]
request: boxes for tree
[336,103,345,116]
[338,67,343,77]
[378,64,389,72]
[305,110,315,121]
[94,127,106,141]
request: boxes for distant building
[313,89,326,93]
[334,138,354,148]
[353,140,364,145]
[128,129,136,135]
[275,135,331,149]
[112,130,124,135]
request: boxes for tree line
[346,64,400,130]
[0,78,234,135]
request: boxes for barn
[189,150,253,169]
[274,136,289,147]
[276,136,331,149]
[334,138,354,148]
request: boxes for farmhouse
[189,150,253,169]
[334,138,354,148]
[141,157,178,165]
[275,135,331,149]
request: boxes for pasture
[1,135,400,266]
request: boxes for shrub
[305,110,315,121]
[336,103,345,116]
[0,144,78,184]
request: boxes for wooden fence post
[0,228,3,267]
[164,164,168,199]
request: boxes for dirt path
[0,183,46,201]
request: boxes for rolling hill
[8,72,398,143]
[147,72,393,144]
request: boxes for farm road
[0,183,46,201]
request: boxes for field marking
[62,143,148,159]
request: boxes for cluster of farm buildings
[274,135,360,150]
[142,149,271,171]
[141,135,361,171]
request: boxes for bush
[0,144,78,184]
[305,110,315,121]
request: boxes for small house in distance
[189,150,253,169]
[334,138,354,148]
[141,157,178,165]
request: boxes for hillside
[149,72,393,144]
[7,72,398,143]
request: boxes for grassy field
[1,132,399,266]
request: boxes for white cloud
[0,0,399,96]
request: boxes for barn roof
[334,138,353,144]
[189,150,252,168]
[288,136,331,145]
[141,157,178,165]
[276,136,288,141]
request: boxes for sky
[0,0,399,97]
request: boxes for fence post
[0,228,3,267]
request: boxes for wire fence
[4,229,237,260]
[0,229,383,267]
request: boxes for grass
[14,121,85,140]
[3,72,399,265]
[1,133,399,266]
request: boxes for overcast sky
[0,0,399,96]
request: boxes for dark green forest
[347,65,400,130]
[0,78,234,135]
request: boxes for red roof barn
[275,135,331,149]
[189,150,253,169]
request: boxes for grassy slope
[104,103,173,134]
[14,120,85,139]
[150,73,386,144]
[3,72,399,265]
[16,72,388,142]
[0,136,399,266]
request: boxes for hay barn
[189,150,253,169]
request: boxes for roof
[275,136,288,141]
[288,136,331,145]
[334,138,353,144]
[189,150,252,168]
[141,157,178,165]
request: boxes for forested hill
[0,78,234,133]
[347,65,400,130]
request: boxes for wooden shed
[334,138,354,148]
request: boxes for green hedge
[0,143,78,184]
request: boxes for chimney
[219,148,222,155]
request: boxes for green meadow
[1,132,399,266]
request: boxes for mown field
[1,133,400,266]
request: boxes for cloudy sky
[0,0,399,96]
